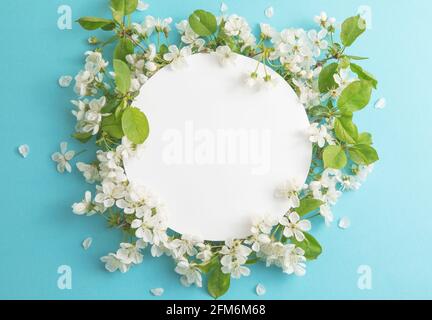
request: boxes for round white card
[124,53,312,241]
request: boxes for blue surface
[0,0,431,299]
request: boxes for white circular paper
[125,53,312,241]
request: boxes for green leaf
[207,261,230,299]
[341,15,366,47]
[357,132,373,145]
[188,10,217,37]
[350,63,378,89]
[101,22,116,31]
[309,105,328,117]
[110,0,138,16]
[338,80,372,113]
[348,144,379,165]
[101,98,121,113]
[159,44,169,55]
[296,197,325,216]
[334,116,359,144]
[338,56,351,69]
[318,63,338,93]
[77,17,114,30]
[198,257,218,273]
[323,145,347,169]
[293,233,322,260]
[346,55,369,60]
[113,59,131,94]
[72,131,92,143]
[114,38,134,62]
[101,114,124,139]
[121,107,149,144]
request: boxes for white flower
[215,45,237,66]
[334,68,353,89]
[280,212,311,242]
[100,253,130,273]
[95,181,125,208]
[308,29,328,56]
[196,243,213,262]
[175,259,203,287]
[220,239,252,279]
[169,234,200,258]
[224,15,250,37]
[72,191,94,215]
[18,144,30,158]
[308,123,334,148]
[264,6,274,18]
[248,216,276,252]
[137,1,149,11]
[52,142,75,173]
[260,23,276,39]
[281,245,307,276]
[309,169,342,205]
[257,242,306,276]
[314,12,336,30]
[154,17,173,33]
[59,75,73,88]
[116,241,146,265]
[274,179,304,208]
[133,16,156,38]
[74,70,94,96]
[85,51,108,74]
[355,164,374,181]
[163,45,192,70]
[76,162,100,184]
[341,175,361,191]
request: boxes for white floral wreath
[55,1,379,298]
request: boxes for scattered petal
[338,217,351,230]
[82,237,93,250]
[256,283,266,296]
[52,142,75,174]
[374,97,386,109]
[265,6,274,18]
[58,75,73,88]
[137,1,149,11]
[150,288,164,296]
[18,144,30,158]
[220,2,228,13]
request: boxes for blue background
[0,0,430,299]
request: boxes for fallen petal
[265,6,274,18]
[220,2,228,13]
[338,217,351,229]
[18,144,30,158]
[82,237,93,250]
[374,98,386,109]
[58,75,73,88]
[256,283,266,296]
[137,1,149,11]
[150,288,164,296]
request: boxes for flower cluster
[67,3,379,298]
